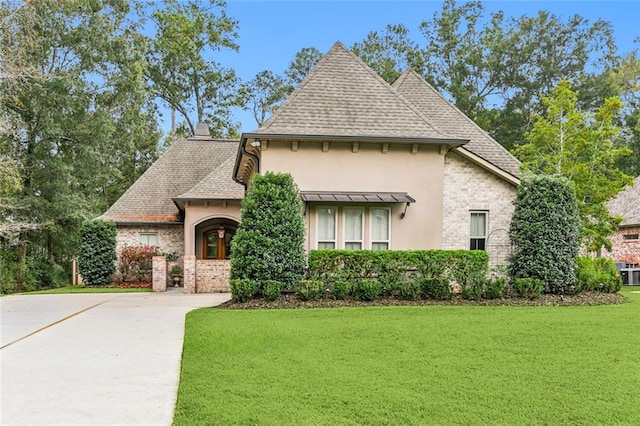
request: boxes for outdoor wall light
[250,140,261,147]
[217,226,225,239]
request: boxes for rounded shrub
[78,220,116,286]
[419,277,452,300]
[231,278,258,303]
[332,280,353,300]
[354,279,381,301]
[262,280,282,301]
[297,279,324,301]
[509,175,580,294]
[231,172,305,294]
[484,277,507,299]
[513,277,544,299]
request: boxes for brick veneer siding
[194,260,231,293]
[602,226,640,263]
[152,256,167,292]
[443,152,517,267]
[115,224,184,257]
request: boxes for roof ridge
[394,69,521,166]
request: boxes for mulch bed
[219,291,627,310]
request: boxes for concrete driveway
[1,290,230,425]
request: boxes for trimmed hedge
[308,249,489,288]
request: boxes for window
[344,208,364,250]
[470,212,487,250]
[623,234,639,241]
[317,207,337,249]
[139,233,158,247]
[371,208,390,250]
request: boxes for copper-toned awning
[300,191,415,203]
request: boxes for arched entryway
[195,218,239,260]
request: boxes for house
[101,42,521,292]
[603,176,640,283]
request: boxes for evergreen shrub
[354,279,381,301]
[509,175,580,294]
[230,278,258,302]
[78,220,116,286]
[262,280,282,301]
[513,277,544,299]
[332,280,353,300]
[297,279,324,301]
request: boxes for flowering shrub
[118,245,159,282]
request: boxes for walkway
[1,291,230,425]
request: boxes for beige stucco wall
[601,226,640,263]
[442,152,517,266]
[260,140,445,251]
[115,224,184,257]
[182,201,242,256]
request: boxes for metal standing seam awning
[300,191,415,203]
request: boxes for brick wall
[602,226,640,263]
[115,224,184,256]
[443,152,517,267]
[195,260,231,293]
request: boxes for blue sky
[165,1,640,134]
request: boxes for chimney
[193,122,210,139]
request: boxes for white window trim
[343,207,364,250]
[369,207,391,250]
[470,211,488,250]
[316,206,337,249]
[138,232,159,247]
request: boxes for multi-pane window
[139,233,158,247]
[370,208,390,250]
[317,207,337,249]
[470,212,487,250]
[344,208,364,250]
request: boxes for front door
[203,228,233,260]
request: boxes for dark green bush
[461,279,484,300]
[354,279,381,301]
[576,257,622,293]
[513,277,544,299]
[78,220,117,286]
[27,257,68,290]
[484,278,507,299]
[420,277,452,300]
[262,280,282,301]
[297,280,324,301]
[231,172,306,292]
[509,175,580,294]
[332,280,353,300]
[390,278,421,300]
[230,278,258,303]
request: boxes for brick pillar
[183,255,196,294]
[152,256,167,292]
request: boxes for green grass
[175,288,640,425]
[17,285,152,295]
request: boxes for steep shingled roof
[392,70,521,178]
[608,176,640,227]
[100,139,238,223]
[248,42,465,143]
[174,156,244,201]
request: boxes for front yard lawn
[174,288,640,425]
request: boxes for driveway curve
[1,291,229,425]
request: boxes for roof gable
[392,69,521,178]
[174,156,244,201]
[101,139,239,223]
[249,42,463,143]
[608,176,640,227]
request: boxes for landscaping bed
[220,290,627,309]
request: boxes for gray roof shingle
[174,156,244,201]
[249,42,465,144]
[608,176,640,227]
[100,139,239,223]
[392,70,521,178]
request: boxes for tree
[145,0,240,137]
[0,0,160,291]
[239,70,290,126]
[284,47,323,86]
[509,175,580,294]
[514,80,633,251]
[352,24,423,84]
[230,173,306,292]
